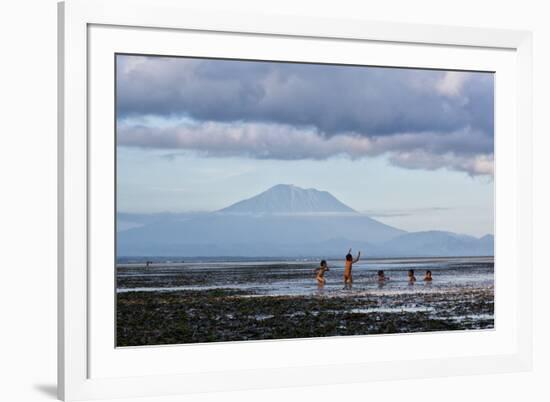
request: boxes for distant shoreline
[116,255,494,268]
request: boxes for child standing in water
[377,270,390,282]
[423,270,433,282]
[377,270,389,288]
[315,260,330,286]
[408,269,417,284]
[344,248,360,289]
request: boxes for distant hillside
[117,213,405,257]
[117,185,493,258]
[375,231,494,257]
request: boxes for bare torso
[344,260,353,276]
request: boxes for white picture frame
[58,0,533,400]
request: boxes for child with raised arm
[344,248,360,289]
[315,260,330,286]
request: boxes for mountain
[117,185,493,258]
[478,234,495,248]
[375,231,494,257]
[220,184,356,214]
[117,213,405,257]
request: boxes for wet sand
[116,258,494,346]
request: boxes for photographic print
[115,55,494,347]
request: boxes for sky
[116,55,494,237]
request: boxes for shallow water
[117,256,494,297]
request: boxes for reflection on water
[117,256,494,298]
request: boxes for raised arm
[353,251,361,263]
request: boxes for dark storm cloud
[116,55,494,176]
[117,56,493,138]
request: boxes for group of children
[403,269,432,284]
[314,248,433,288]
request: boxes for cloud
[118,120,493,176]
[116,55,494,176]
[436,71,470,97]
[389,150,494,176]
[116,56,494,137]
[362,207,453,218]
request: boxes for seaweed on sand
[116,287,494,347]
